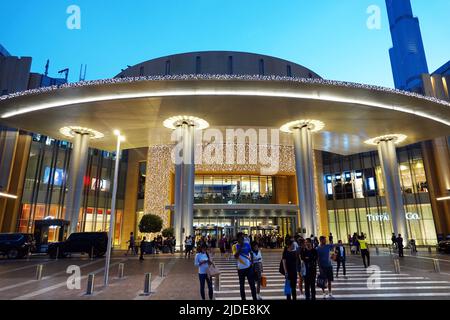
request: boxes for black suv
[48,232,108,259]
[438,240,450,254]
[0,233,34,259]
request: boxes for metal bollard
[118,263,125,279]
[86,273,95,295]
[433,259,441,273]
[159,262,165,278]
[428,246,432,253]
[375,247,379,255]
[143,273,152,295]
[91,247,94,260]
[55,246,59,260]
[393,258,401,274]
[214,275,220,292]
[35,264,43,280]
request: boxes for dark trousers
[336,258,346,276]
[286,275,297,300]
[238,267,257,300]
[398,246,404,257]
[198,273,213,300]
[304,272,316,300]
[361,249,370,267]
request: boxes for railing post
[86,273,95,295]
[393,258,401,274]
[35,264,43,280]
[118,263,125,279]
[433,259,441,273]
[143,273,152,295]
[214,274,220,292]
[159,262,165,278]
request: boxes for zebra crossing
[211,253,450,300]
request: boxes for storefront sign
[367,212,420,222]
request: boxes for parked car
[0,233,34,259]
[48,232,108,259]
[438,240,450,254]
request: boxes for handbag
[284,279,291,295]
[331,253,337,262]
[206,263,221,278]
[205,252,220,278]
[261,274,267,288]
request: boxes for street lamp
[104,130,125,286]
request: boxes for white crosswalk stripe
[210,253,450,300]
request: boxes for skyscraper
[386,0,429,92]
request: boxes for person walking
[232,233,257,300]
[397,234,404,257]
[316,236,335,299]
[300,238,318,300]
[125,232,136,256]
[185,236,193,259]
[358,235,370,268]
[251,241,263,300]
[194,244,214,300]
[392,233,397,249]
[282,239,299,300]
[328,233,334,244]
[297,237,305,297]
[219,236,226,257]
[335,240,347,278]
[139,236,147,261]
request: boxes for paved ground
[0,247,448,300]
[214,248,450,300]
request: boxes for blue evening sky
[0,0,449,87]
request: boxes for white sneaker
[328,293,334,299]
[323,293,328,299]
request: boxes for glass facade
[194,175,273,204]
[17,134,127,245]
[322,143,437,245]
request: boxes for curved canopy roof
[0,75,449,155]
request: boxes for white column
[104,133,122,286]
[293,125,317,237]
[65,132,90,234]
[377,138,408,240]
[174,127,184,251]
[181,122,195,240]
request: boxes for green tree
[162,227,174,238]
[139,214,163,234]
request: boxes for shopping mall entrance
[191,204,299,240]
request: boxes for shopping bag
[300,261,307,277]
[316,274,327,289]
[284,279,291,295]
[261,274,267,288]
